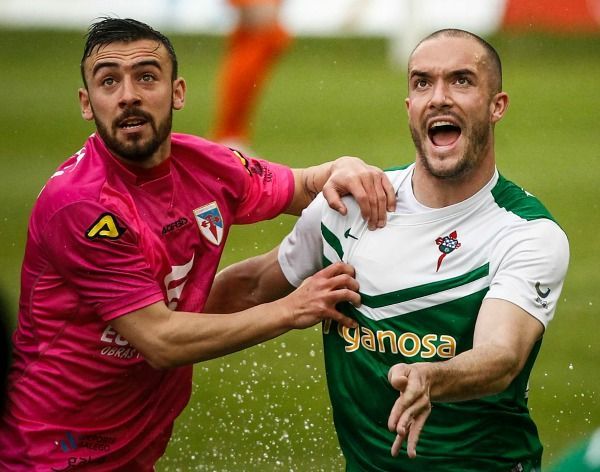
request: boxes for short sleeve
[233,154,295,224]
[41,201,164,320]
[278,194,326,287]
[485,218,569,329]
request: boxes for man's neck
[114,139,172,170]
[412,158,496,208]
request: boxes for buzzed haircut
[80,17,178,87]
[410,28,503,94]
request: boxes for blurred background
[0,0,598,470]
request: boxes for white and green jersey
[278,165,569,472]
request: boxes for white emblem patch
[193,201,224,246]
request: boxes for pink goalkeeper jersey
[0,133,294,471]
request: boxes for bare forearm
[205,247,293,314]
[113,261,358,371]
[424,345,521,402]
[387,300,545,457]
[152,303,289,367]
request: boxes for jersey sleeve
[40,201,164,321]
[278,194,326,287]
[232,153,295,224]
[485,218,569,328]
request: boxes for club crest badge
[435,230,461,272]
[194,202,224,246]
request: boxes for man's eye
[456,77,470,86]
[141,73,155,82]
[415,79,428,88]
[102,77,115,86]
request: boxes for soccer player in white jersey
[206,29,570,471]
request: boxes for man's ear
[78,88,94,121]
[490,92,509,124]
[172,78,186,111]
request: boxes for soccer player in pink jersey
[0,18,395,471]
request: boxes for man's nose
[118,76,142,108]
[429,81,452,108]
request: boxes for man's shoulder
[171,133,236,163]
[170,133,255,180]
[491,174,556,224]
[40,147,105,206]
[33,139,120,230]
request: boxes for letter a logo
[86,213,126,240]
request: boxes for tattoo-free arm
[111,260,358,369]
[387,298,544,458]
[205,246,294,314]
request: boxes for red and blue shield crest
[194,202,224,246]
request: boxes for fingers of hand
[330,308,358,328]
[351,173,378,230]
[390,395,432,458]
[368,170,388,229]
[357,167,393,229]
[406,410,429,459]
[381,172,397,212]
[303,264,361,312]
[365,167,396,229]
[389,409,429,458]
[322,185,347,216]
[387,392,406,433]
[324,161,392,229]
[390,432,405,457]
[388,364,410,390]
[319,261,355,279]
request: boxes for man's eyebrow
[92,61,119,77]
[92,59,163,77]
[450,68,476,78]
[409,68,477,80]
[409,69,429,79]
[133,59,162,71]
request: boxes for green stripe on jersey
[384,163,412,172]
[321,222,344,260]
[492,174,555,222]
[360,263,489,308]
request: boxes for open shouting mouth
[428,119,462,148]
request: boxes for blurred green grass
[0,29,598,470]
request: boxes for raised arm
[288,156,396,230]
[111,259,358,369]
[386,299,544,458]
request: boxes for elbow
[491,373,517,394]
[144,351,177,371]
[142,340,184,371]
[146,358,174,371]
[488,353,523,394]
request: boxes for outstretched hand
[323,156,396,230]
[387,363,433,458]
[281,262,359,330]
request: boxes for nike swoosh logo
[535,282,550,298]
[344,228,358,240]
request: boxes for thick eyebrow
[92,59,163,78]
[409,69,430,81]
[409,68,477,81]
[449,68,477,79]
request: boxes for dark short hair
[410,28,503,94]
[80,17,178,87]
